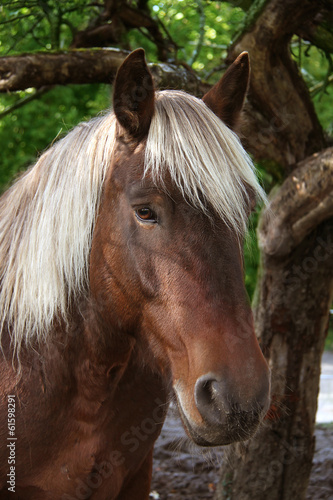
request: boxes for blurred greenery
[0,84,111,191]
[0,0,97,52]
[0,1,332,347]
[148,0,245,74]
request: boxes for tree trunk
[217,149,333,499]
[227,0,325,168]
[216,0,333,498]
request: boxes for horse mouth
[175,394,262,447]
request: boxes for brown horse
[0,49,270,499]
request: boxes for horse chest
[0,358,168,499]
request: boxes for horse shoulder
[0,323,167,499]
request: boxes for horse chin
[175,394,260,447]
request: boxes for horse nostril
[195,374,229,423]
[191,372,271,444]
[196,378,214,406]
[194,372,270,425]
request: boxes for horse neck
[43,298,136,399]
[79,298,136,376]
[0,295,130,402]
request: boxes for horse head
[90,49,270,446]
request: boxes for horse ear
[113,49,154,138]
[202,52,250,130]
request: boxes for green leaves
[149,0,245,78]
[0,0,97,54]
[0,84,110,191]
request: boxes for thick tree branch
[297,19,333,54]
[259,148,333,257]
[0,49,205,95]
[293,0,333,53]
[0,49,127,91]
[226,0,333,54]
[227,0,326,167]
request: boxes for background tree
[0,1,332,499]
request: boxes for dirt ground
[150,405,333,500]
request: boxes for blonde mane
[0,90,265,355]
[0,113,117,354]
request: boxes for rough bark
[296,3,333,53]
[217,149,333,500]
[227,0,333,53]
[259,149,333,257]
[216,1,333,498]
[227,0,326,168]
[0,49,206,96]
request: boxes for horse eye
[135,207,157,222]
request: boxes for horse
[0,49,270,499]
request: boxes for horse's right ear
[202,52,250,130]
[113,49,155,139]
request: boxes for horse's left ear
[113,48,155,138]
[202,52,250,130]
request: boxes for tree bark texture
[216,0,333,498]
[216,148,333,499]
[227,0,326,168]
[228,0,333,54]
[0,49,206,96]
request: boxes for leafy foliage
[0,84,110,191]
[0,0,97,52]
[0,1,111,187]
[148,0,245,78]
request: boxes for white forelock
[145,91,266,233]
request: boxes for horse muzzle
[175,370,271,446]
